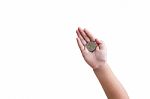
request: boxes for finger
[76,30,86,45]
[76,38,84,52]
[78,27,90,42]
[95,38,102,45]
[95,38,103,49]
[84,28,95,41]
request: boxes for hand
[76,27,107,69]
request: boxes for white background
[0,0,150,99]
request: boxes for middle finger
[78,27,90,42]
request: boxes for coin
[85,41,97,52]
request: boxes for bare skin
[76,27,129,99]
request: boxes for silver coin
[85,41,97,52]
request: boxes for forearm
[93,63,129,99]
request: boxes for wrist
[92,62,109,71]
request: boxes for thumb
[95,38,105,50]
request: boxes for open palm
[76,27,107,69]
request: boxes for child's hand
[76,27,107,70]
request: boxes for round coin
[85,41,97,52]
